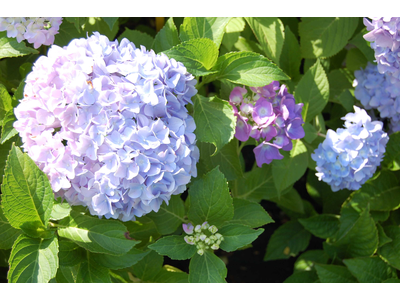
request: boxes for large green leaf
[293,250,330,273]
[8,234,59,283]
[0,32,38,59]
[198,139,243,181]
[130,250,163,282]
[1,145,54,236]
[378,226,400,270]
[81,17,119,41]
[383,132,400,171]
[118,28,154,50]
[50,199,72,221]
[179,17,231,48]
[0,206,21,249]
[314,264,357,283]
[294,60,329,123]
[284,270,319,283]
[148,235,197,260]
[327,206,378,258]
[279,25,301,82]
[188,251,227,283]
[124,216,160,247]
[187,167,234,227]
[219,224,264,252]
[227,198,274,228]
[76,254,112,283]
[349,28,375,62]
[264,220,311,261]
[1,109,18,144]
[343,256,398,283]
[245,17,285,64]
[102,17,119,31]
[0,83,12,126]
[55,265,80,283]
[54,20,86,47]
[272,140,308,197]
[58,210,139,255]
[193,94,235,155]
[299,17,359,58]
[153,17,180,53]
[230,163,281,202]
[153,265,189,283]
[146,195,185,235]
[163,38,219,76]
[299,214,340,239]
[91,248,150,270]
[348,171,400,211]
[58,239,85,267]
[212,51,289,87]
[269,188,305,214]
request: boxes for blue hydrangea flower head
[14,32,199,221]
[311,106,389,191]
[364,17,400,81]
[353,62,400,132]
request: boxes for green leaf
[343,256,398,283]
[153,265,189,283]
[221,18,246,51]
[328,68,353,104]
[64,17,86,33]
[328,206,378,258]
[91,248,150,270]
[264,220,311,261]
[212,51,289,87]
[55,265,80,283]
[0,249,10,267]
[383,132,400,171]
[146,195,184,235]
[339,89,355,112]
[189,251,227,283]
[346,48,368,73]
[102,17,119,31]
[272,140,308,197]
[294,250,329,273]
[349,28,375,62]
[0,32,39,59]
[0,83,13,125]
[269,188,305,214]
[294,60,329,123]
[315,264,357,283]
[163,38,219,76]
[58,210,139,255]
[219,224,264,252]
[245,17,285,64]
[179,17,231,48]
[148,235,197,260]
[193,94,235,155]
[299,214,340,239]
[198,139,243,181]
[50,199,71,221]
[187,167,234,227]
[299,17,359,58]
[279,25,301,81]
[130,250,163,282]
[0,135,18,184]
[125,216,160,246]
[303,122,318,144]
[76,253,112,283]
[118,28,154,50]
[58,239,85,267]
[349,171,400,211]
[284,270,319,283]
[54,20,85,47]
[153,17,180,53]
[378,226,400,270]
[0,206,21,249]
[1,145,54,236]
[227,198,274,228]
[82,17,119,41]
[377,223,393,248]
[8,234,59,283]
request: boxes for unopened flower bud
[211,244,219,250]
[208,225,218,234]
[195,225,202,233]
[215,233,223,240]
[197,249,204,256]
[205,237,211,245]
[184,236,195,245]
[199,234,207,241]
[201,222,209,230]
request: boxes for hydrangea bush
[0,17,400,284]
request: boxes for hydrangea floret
[353,62,400,132]
[311,106,389,192]
[14,32,199,221]
[363,17,400,82]
[229,82,305,167]
[183,222,224,255]
[0,17,62,48]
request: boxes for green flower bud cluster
[182,222,224,256]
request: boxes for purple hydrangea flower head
[229,81,305,167]
[14,32,199,221]
[353,62,400,132]
[311,106,389,192]
[363,17,400,81]
[0,17,62,48]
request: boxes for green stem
[317,132,326,138]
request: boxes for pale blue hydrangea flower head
[311,106,389,192]
[14,32,199,221]
[353,62,400,132]
[363,17,400,81]
[0,17,62,48]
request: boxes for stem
[195,79,206,90]
[49,222,67,228]
[317,132,326,138]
